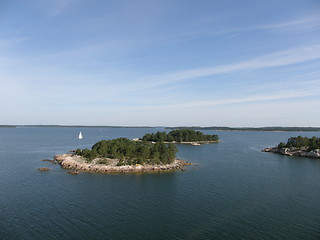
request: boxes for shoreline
[54,154,190,174]
[165,140,219,145]
[133,139,219,145]
[262,147,320,159]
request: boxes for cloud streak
[212,16,320,36]
[137,44,320,89]
[253,16,320,30]
[126,85,320,112]
[12,43,319,105]
[40,0,79,16]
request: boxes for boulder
[38,167,50,171]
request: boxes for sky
[0,0,320,127]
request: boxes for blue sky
[1,0,320,126]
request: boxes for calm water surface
[1,127,320,239]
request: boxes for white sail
[78,131,83,139]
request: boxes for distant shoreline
[1,125,320,132]
[165,127,320,132]
[0,125,156,129]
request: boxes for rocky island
[54,154,188,173]
[262,136,320,159]
[54,137,190,174]
[52,130,219,174]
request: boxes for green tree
[167,143,178,163]
[277,142,286,149]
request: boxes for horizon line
[1,125,320,130]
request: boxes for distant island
[262,136,320,158]
[54,137,189,174]
[0,125,155,128]
[140,129,219,145]
[166,126,320,132]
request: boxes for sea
[1,127,320,240]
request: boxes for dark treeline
[277,136,320,151]
[141,129,219,142]
[75,138,177,165]
[166,126,320,132]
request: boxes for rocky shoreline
[132,139,219,145]
[262,147,320,158]
[170,140,219,145]
[53,154,190,174]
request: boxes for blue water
[1,127,320,239]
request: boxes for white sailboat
[78,131,83,139]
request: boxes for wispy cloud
[214,16,320,35]
[15,43,319,105]
[253,16,320,30]
[136,44,320,89]
[125,85,320,112]
[41,0,80,16]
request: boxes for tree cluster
[75,137,177,165]
[277,136,320,151]
[141,129,219,142]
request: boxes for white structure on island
[78,131,83,139]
